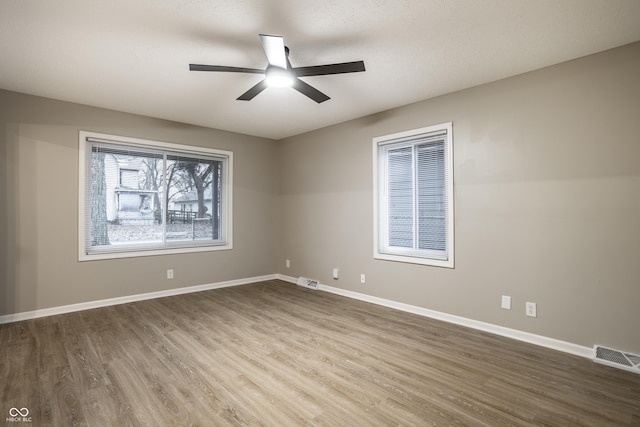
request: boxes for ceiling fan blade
[293,61,366,77]
[259,34,287,69]
[189,64,264,74]
[292,78,330,103]
[237,79,269,101]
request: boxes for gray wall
[277,42,640,354]
[0,90,278,316]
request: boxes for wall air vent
[296,277,320,290]
[593,345,640,374]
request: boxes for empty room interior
[1,1,640,425]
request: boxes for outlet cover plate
[526,302,537,317]
[501,295,511,310]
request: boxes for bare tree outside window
[90,150,110,246]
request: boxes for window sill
[374,251,454,269]
[79,243,233,261]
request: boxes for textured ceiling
[1,0,640,140]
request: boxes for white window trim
[78,131,233,261]
[373,122,454,268]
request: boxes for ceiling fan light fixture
[265,66,294,88]
[189,34,365,102]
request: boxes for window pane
[387,147,413,248]
[417,141,446,251]
[166,156,222,242]
[90,148,163,247]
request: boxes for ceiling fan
[189,34,366,103]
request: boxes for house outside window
[373,122,454,268]
[79,131,233,260]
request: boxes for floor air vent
[296,277,319,290]
[593,345,640,374]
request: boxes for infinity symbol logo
[9,407,29,417]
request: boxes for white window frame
[373,122,454,268]
[78,131,233,261]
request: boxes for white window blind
[374,123,453,268]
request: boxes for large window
[373,122,453,268]
[79,131,232,260]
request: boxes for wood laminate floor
[1,280,639,426]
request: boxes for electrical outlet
[167,269,174,280]
[526,302,537,318]
[332,268,339,280]
[285,259,290,268]
[501,295,511,310]
[360,274,366,284]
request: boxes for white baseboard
[277,274,593,359]
[0,274,278,324]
